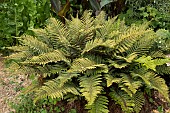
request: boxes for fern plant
[6,11,170,113]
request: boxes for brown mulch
[0,57,31,113]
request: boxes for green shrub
[6,11,170,113]
[0,0,51,54]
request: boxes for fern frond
[156,64,170,74]
[109,89,134,113]
[6,51,33,60]
[68,58,107,73]
[108,60,129,69]
[132,71,169,101]
[86,95,109,113]
[79,74,103,105]
[32,29,51,46]
[56,72,79,87]
[133,91,145,113]
[82,38,116,55]
[135,56,170,71]
[45,18,70,49]
[150,75,169,101]
[127,31,155,55]
[34,80,80,103]
[115,25,152,53]
[22,81,40,94]
[105,74,122,87]
[22,50,69,65]
[6,46,29,52]
[21,35,53,54]
[95,16,118,40]
[120,74,142,96]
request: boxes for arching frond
[68,58,107,73]
[132,71,169,101]
[156,64,170,74]
[79,74,103,105]
[133,91,145,113]
[115,25,152,54]
[82,38,116,55]
[21,35,53,54]
[6,51,33,60]
[6,46,29,52]
[119,74,142,96]
[34,80,80,103]
[45,18,70,49]
[22,50,69,65]
[135,56,170,71]
[109,89,134,113]
[86,95,109,113]
[56,72,79,87]
[105,74,122,87]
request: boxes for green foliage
[119,6,170,30]
[0,0,51,54]
[6,11,170,113]
[10,93,64,113]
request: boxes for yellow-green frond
[68,58,107,73]
[34,80,80,103]
[22,50,69,65]
[105,74,122,87]
[109,89,135,113]
[79,74,103,105]
[21,35,53,54]
[133,91,145,113]
[82,38,116,55]
[120,74,142,96]
[86,95,109,113]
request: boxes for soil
[0,57,31,113]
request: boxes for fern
[68,58,107,73]
[109,89,135,113]
[79,74,103,105]
[21,35,53,54]
[23,50,69,65]
[34,80,80,103]
[6,11,170,113]
[133,91,145,113]
[86,95,109,113]
[119,74,142,96]
[132,70,169,101]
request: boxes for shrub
[6,11,170,113]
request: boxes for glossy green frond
[105,74,122,87]
[86,95,109,113]
[34,80,80,103]
[120,74,142,96]
[133,92,145,113]
[132,71,169,101]
[68,58,107,73]
[109,89,134,113]
[115,25,151,53]
[22,50,69,65]
[79,74,103,105]
[21,35,53,54]
[82,38,116,55]
[135,56,170,71]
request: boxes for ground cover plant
[5,11,170,113]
